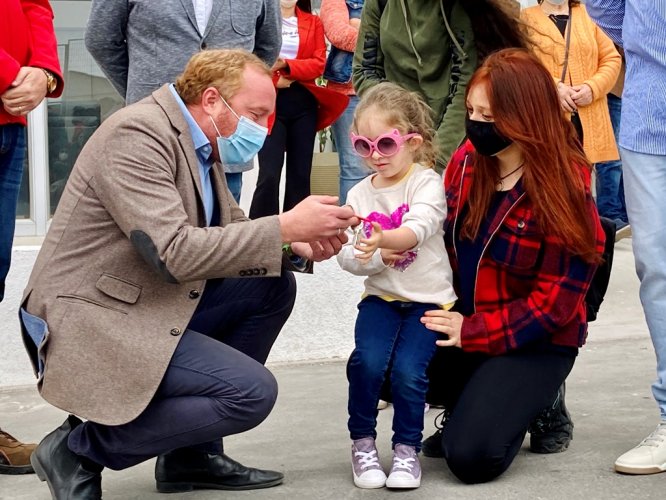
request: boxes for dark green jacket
[353,0,478,172]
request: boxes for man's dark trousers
[67,272,296,470]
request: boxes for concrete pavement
[1,239,664,499]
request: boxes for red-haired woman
[418,48,606,484]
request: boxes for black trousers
[250,83,318,218]
[425,345,576,484]
[68,273,296,470]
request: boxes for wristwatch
[42,69,57,94]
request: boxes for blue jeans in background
[0,124,26,302]
[330,95,372,205]
[347,296,439,450]
[595,94,627,225]
[225,172,242,204]
[621,147,666,419]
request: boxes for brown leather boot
[0,428,36,474]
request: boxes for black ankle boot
[421,410,450,458]
[529,383,574,454]
[31,415,103,499]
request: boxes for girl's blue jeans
[347,295,440,450]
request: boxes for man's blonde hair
[175,49,271,104]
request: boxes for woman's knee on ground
[443,434,515,484]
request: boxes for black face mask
[465,116,513,156]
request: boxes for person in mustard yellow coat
[521,0,621,165]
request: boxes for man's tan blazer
[22,85,283,425]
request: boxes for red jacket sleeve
[284,13,326,82]
[22,0,64,97]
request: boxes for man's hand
[556,81,578,113]
[1,67,48,116]
[571,83,593,107]
[291,233,348,262]
[278,195,358,243]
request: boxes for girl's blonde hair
[353,82,437,167]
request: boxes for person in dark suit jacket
[84,0,282,203]
[23,49,358,498]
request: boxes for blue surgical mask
[209,94,268,165]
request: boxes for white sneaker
[385,443,421,489]
[615,422,666,474]
[351,438,387,488]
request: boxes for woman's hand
[1,67,48,116]
[421,309,463,348]
[354,222,382,264]
[349,18,361,29]
[276,76,294,89]
[571,83,593,107]
[271,58,288,71]
[556,81,578,113]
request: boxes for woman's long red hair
[462,48,599,263]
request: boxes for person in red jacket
[418,49,605,484]
[249,0,348,218]
[0,0,63,475]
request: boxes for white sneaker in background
[615,421,666,474]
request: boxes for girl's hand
[571,83,593,107]
[556,81,578,113]
[421,309,463,348]
[354,222,382,264]
[380,248,405,267]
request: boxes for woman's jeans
[330,95,372,205]
[595,94,627,224]
[347,296,439,450]
[0,124,26,302]
[621,147,666,418]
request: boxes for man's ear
[201,87,220,115]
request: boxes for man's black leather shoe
[155,448,284,493]
[31,415,103,500]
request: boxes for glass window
[48,1,124,215]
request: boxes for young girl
[337,82,457,489]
